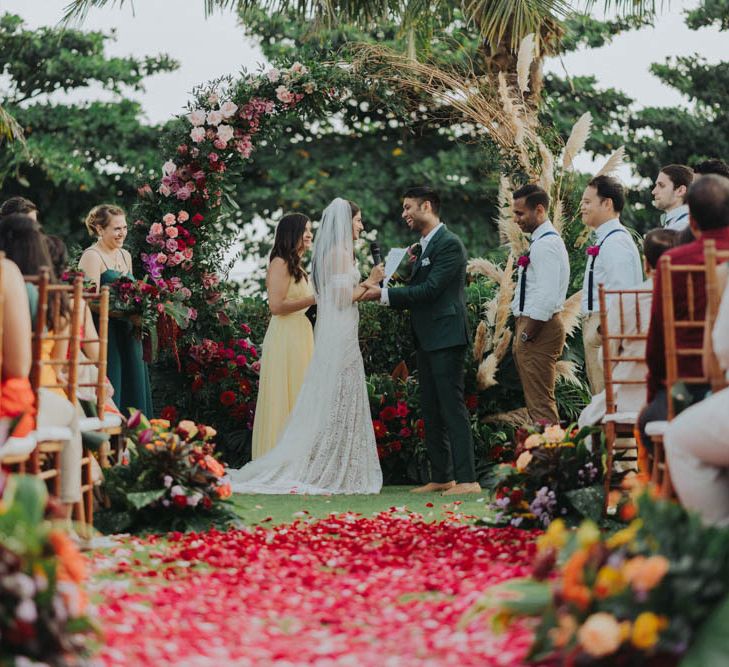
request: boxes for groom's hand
[363,286,382,301]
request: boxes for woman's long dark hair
[0,213,69,329]
[269,213,310,283]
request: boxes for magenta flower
[517,254,530,268]
[587,245,600,257]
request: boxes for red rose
[173,494,188,509]
[465,394,478,411]
[220,390,236,406]
[415,418,425,439]
[191,213,204,226]
[202,496,213,509]
[379,406,397,422]
[398,427,412,438]
[395,401,409,418]
[372,419,387,441]
[239,378,252,396]
[160,405,178,423]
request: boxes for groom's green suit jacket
[387,225,470,351]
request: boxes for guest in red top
[639,174,729,444]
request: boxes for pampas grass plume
[562,112,592,171]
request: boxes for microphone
[370,241,383,287]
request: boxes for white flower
[207,92,219,106]
[16,599,38,623]
[187,493,202,507]
[159,183,172,197]
[189,127,206,143]
[220,101,238,118]
[170,485,185,497]
[3,573,35,598]
[163,475,173,488]
[162,160,177,176]
[206,110,223,126]
[266,67,281,82]
[216,124,235,144]
[187,109,206,126]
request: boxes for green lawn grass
[230,485,494,526]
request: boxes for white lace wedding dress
[229,199,382,495]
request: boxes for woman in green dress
[78,204,153,417]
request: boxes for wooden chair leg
[603,421,616,512]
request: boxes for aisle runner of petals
[93,511,548,666]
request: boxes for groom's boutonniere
[517,253,530,269]
[392,243,421,283]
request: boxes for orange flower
[548,613,577,649]
[216,482,232,499]
[48,530,87,584]
[593,565,626,598]
[515,451,533,472]
[631,612,667,650]
[623,556,670,593]
[150,418,171,430]
[562,549,591,611]
[202,455,226,477]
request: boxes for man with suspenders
[510,184,570,424]
[580,176,643,396]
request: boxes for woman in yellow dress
[252,213,315,459]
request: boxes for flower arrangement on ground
[95,409,239,534]
[0,472,98,664]
[471,491,729,666]
[367,375,429,484]
[483,423,604,528]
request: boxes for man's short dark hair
[512,183,550,211]
[587,175,625,214]
[693,158,729,180]
[660,164,694,201]
[687,174,729,231]
[403,186,441,215]
[643,228,678,269]
[0,196,38,219]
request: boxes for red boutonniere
[586,245,600,257]
[517,254,531,269]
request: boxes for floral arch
[128,60,407,453]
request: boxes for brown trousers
[513,316,566,425]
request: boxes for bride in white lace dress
[230,198,384,494]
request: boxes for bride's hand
[366,263,385,286]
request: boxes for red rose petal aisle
[91,511,547,666]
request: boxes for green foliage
[0,13,178,243]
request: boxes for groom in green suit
[364,187,480,495]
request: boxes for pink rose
[177,210,189,222]
[290,62,307,75]
[176,188,191,201]
[174,251,186,264]
[187,307,198,320]
[159,183,172,197]
[165,226,179,238]
[587,245,600,257]
[208,92,219,106]
[188,109,206,126]
[183,248,194,260]
[163,213,176,225]
[162,160,177,176]
[166,239,178,252]
[266,68,280,82]
[220,101,238,118]
[213,138,226,149]
[217,124,235,144]
[156,253,167,264]
[208,152,219,163]
[190,127,206,143]
[276,85,294,104]
[180,287,192,299]
[150,222,164,236]
[206,110,223,126]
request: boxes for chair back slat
[704,240,729,392]
[80,287,110,418]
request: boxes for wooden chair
[704,239,729,394]
[27,270,84,499]
[598,284,652,505]
[645,251,716,497]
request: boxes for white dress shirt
[511,220,569,321]
[581,218,643,314]
[381,222,444,306]
[661,204,690,231]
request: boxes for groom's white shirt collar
[420,222,443,253]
